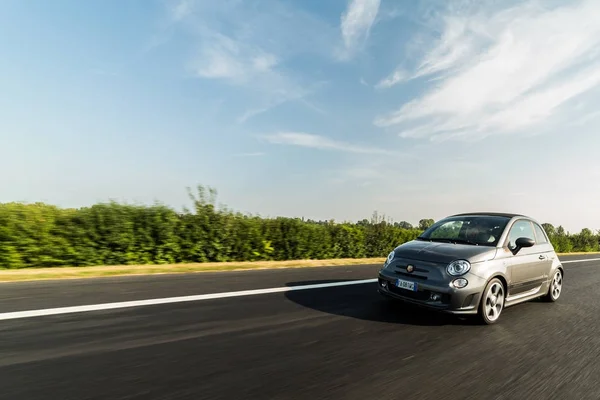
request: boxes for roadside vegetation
[0,185,598,270]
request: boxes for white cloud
[252,54,278,72]
[169,0,193,22]
[375,68,408,89]
[261,132,396,155]
[236,81,327,123]
[165,0,334,122]
[375,0,600,141]
[337,0,381,60]
[571,110,600,126]
[191,32,279,84]
[189,32,312,122]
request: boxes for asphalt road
[1,254,600,399]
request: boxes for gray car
[377,212,564,324]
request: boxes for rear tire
[477,278,505,325]
[542,269,563,302]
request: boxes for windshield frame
[417,215,512,247]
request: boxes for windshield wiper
[449,238,478,246]
[425,238,478,245]
[423,238,453,243]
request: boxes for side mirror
[512,237,535,254]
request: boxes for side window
[506,220,536,249]
[533,223,548,244]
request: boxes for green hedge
[0,185,598,269]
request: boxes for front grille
[396,265,428,273]
[392,263,431,281]
[394,270,428,280]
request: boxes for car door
[504,219,547,296]
[532,221,555,281]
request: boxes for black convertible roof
[450,212,529,219]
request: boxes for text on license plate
[395,278,417,291]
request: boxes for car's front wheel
[477,278,505,325]
[542,269,563,302]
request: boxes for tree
[542,223,556,237]
[396,221,413,230]
[418,219,435,230]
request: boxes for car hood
[393,240,498,264]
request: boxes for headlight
[384,251,395,266]
[446,260,471,276]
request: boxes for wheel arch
[489,273,508,295]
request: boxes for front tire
[542,269,563,302]
[477,278,505,325]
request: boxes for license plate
[395,278,417,292]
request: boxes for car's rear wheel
[542,269,563,302]
[477,278,505,325]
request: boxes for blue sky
[2,0,600,233]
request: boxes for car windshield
[417,215,511,247]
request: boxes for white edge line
[1,257,599,322]
[0,279,378,321]
[561,258,600,264]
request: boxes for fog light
[429,293,441,301]
[452,278,468,288]
[380,279,388,288]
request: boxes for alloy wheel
[484,281,504,323]
[551,270,563,300]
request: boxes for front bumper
[377,270,486,315]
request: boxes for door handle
[539,255,546,260]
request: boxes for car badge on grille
[406,265,414,273]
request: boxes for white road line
[0,278,378,321]
[562,258,600,264]
[1,257,599,322]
